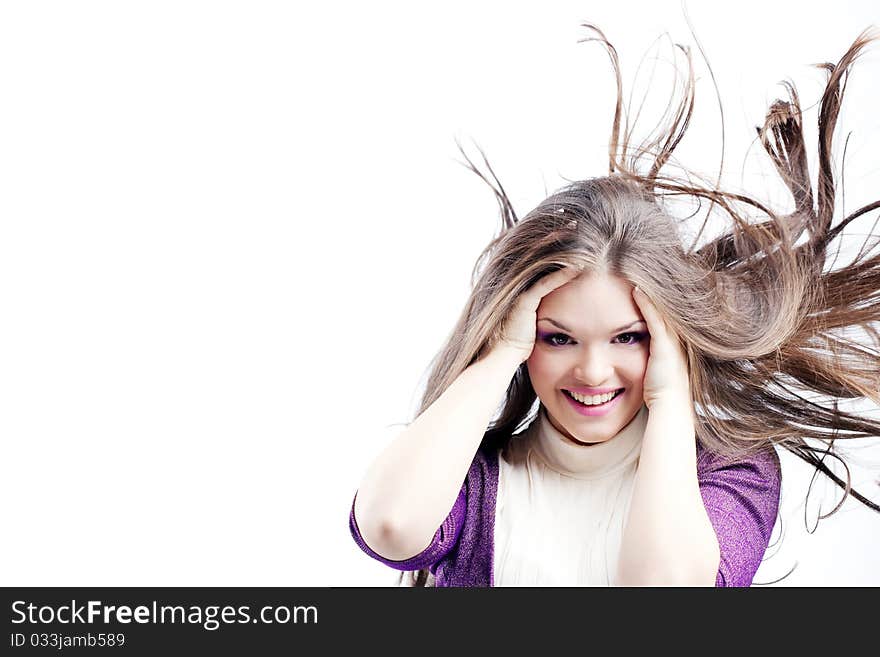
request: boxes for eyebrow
[537,318,647,334]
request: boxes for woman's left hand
[632,287,693,411]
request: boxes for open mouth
[563,388,625,408]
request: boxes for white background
[1,1,878,586]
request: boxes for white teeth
[568,390,618,405]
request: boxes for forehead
[537,273,639,323]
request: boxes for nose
[572,345,614,386]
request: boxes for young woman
[348,25,880,586]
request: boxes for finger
[633,287,682,350]
[525,265,583,301]
[632,287,669,338]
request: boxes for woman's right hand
[490,265,584,363]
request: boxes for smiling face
[526,272,649,445]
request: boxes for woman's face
[526,272,649,445]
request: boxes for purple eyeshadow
[537,330,648,346]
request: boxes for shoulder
[473,444,500,470]
[450,445,501,542]
[463,445,500,503]
[696,441,781,489]
[695,442,782,587]
[696,440,782,514]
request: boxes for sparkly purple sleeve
[349,484,468,572]
[697,446,782,587]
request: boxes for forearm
[354,345,523,559]
[614,399,720,586]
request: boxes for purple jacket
[350,441,781,587]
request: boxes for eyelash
[540,331,648,347]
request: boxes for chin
[545,392,643,443]
[567,430,614,445]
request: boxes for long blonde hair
[400,25,880,586]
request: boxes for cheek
[528,349,650,389]
[624,352,649,385]
[526,351,563,391]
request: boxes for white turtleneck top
[493,403,649,586]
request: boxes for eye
[616,331,647,345]
[542,333,573,347]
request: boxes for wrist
[646,394,696,429]
[483,343,529,369]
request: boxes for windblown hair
[399,25,880,587]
